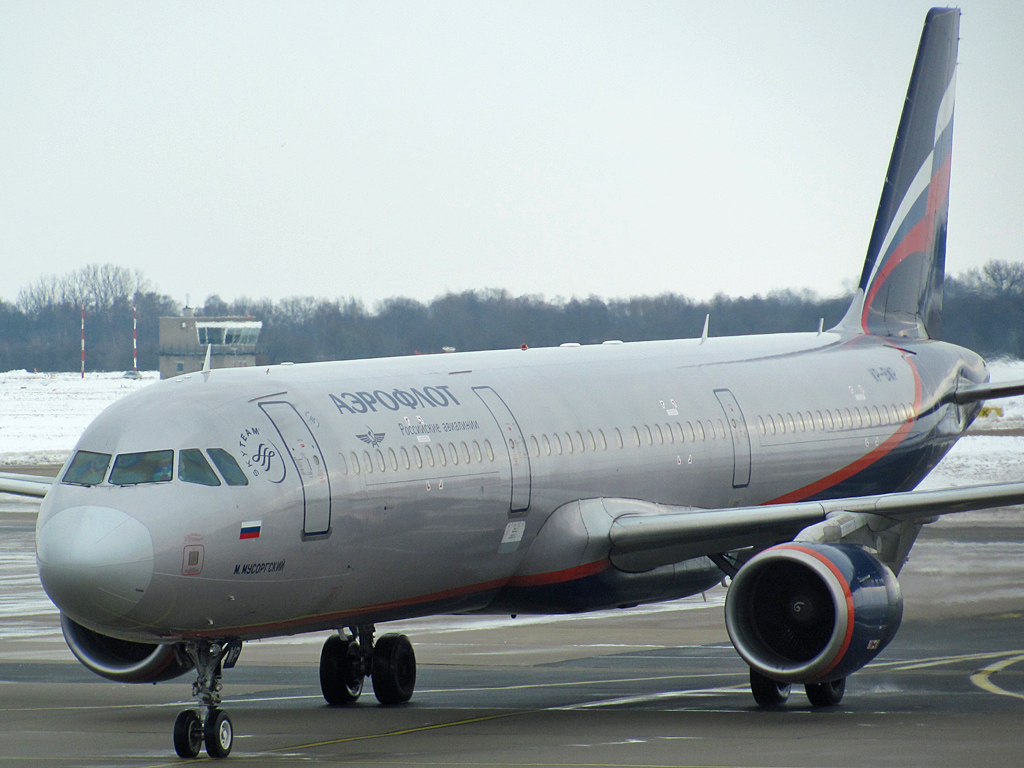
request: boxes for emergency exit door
[714,388,752,488]
[259,401,332,535]
[473,386,531,513]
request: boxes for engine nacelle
[725,543,902,683]
[61,615,193,683]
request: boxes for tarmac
[1,486,1023,767]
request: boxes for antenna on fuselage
[700,314,710,344]
[201,344,212,374]
[818,318,824,335]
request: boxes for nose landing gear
[319,625,417,706]
[173,640,242,759]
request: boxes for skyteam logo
[356,428,386,448]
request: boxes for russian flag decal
[239,520,262,540]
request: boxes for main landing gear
[319,625,417,706]
[749,668,846,708]
[173,640,242,759]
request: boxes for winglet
[700,314,710,344]
[202,344,212,373]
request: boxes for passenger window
[844,408,853,429]
[686,422,696,442]
[363,450,374,473]
[542,434,551,456]
[437,445,447,466]
[815,410,824,430]
[586,430,596,451]
[663,423,673,444]
[110,450,173,485]
[553,433,563,455]
[530,435,540,458]
[337,453,349,475]
[401,447,411,470]
[806,411,814,431]
[631,427,641,447]
[598,429,608,450]
[448,443,458,465]
[424,445,435,468]
[644,425,654,445]
[873,405,883,426]
[179,449,221,486]
[473,441,483,462]
[388,448,399,471]
[717,420,726,439]
[776,414,785,434]
[62,450,111,486]
[675,422,684,443]
[785,414,795,433]
[565,432,574,454]
[614,428,624,448]
[575,431,585,452]
[350,451,361,475]
[461,442,471,463]
[654,424,664,444]
[412,446,423,469]
[757,416,765,435]
[376,449,386,472]
[484,440,495,461]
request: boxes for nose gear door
[259,401,332,535]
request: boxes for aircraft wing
[0,472,54,498]
[955,378,1024,404]
[604,481,1024,570]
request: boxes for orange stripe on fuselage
[765,349,923,505]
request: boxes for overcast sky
[2,2,1022,310]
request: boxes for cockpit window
[62,450,111,486]
[207,448,249,486]
[109,450,173,485]
[179,449,221,486]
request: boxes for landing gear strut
[173,640,242,759]
[319,625,416,706]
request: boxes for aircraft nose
[36,506,154,623]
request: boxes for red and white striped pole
[80,305,85,379]
[132,305,138,373]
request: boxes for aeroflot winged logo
[356,428,386,448]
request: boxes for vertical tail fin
[837,8,959,339]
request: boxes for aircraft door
[714,388,751,488]
[473,386,531,513]
[258,401,332,535]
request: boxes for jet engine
[724,543,902,683]
[61,615,194,683]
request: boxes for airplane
[3,7,1024,761]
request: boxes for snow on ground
[972,357,1024,429]
[0,370,159,466]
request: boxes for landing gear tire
[173,709,203,759]
[750,668,791,707]
[805,677,846,707]
[320,634,365,704]
[372,633,416,705]
[204,709,233,759]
